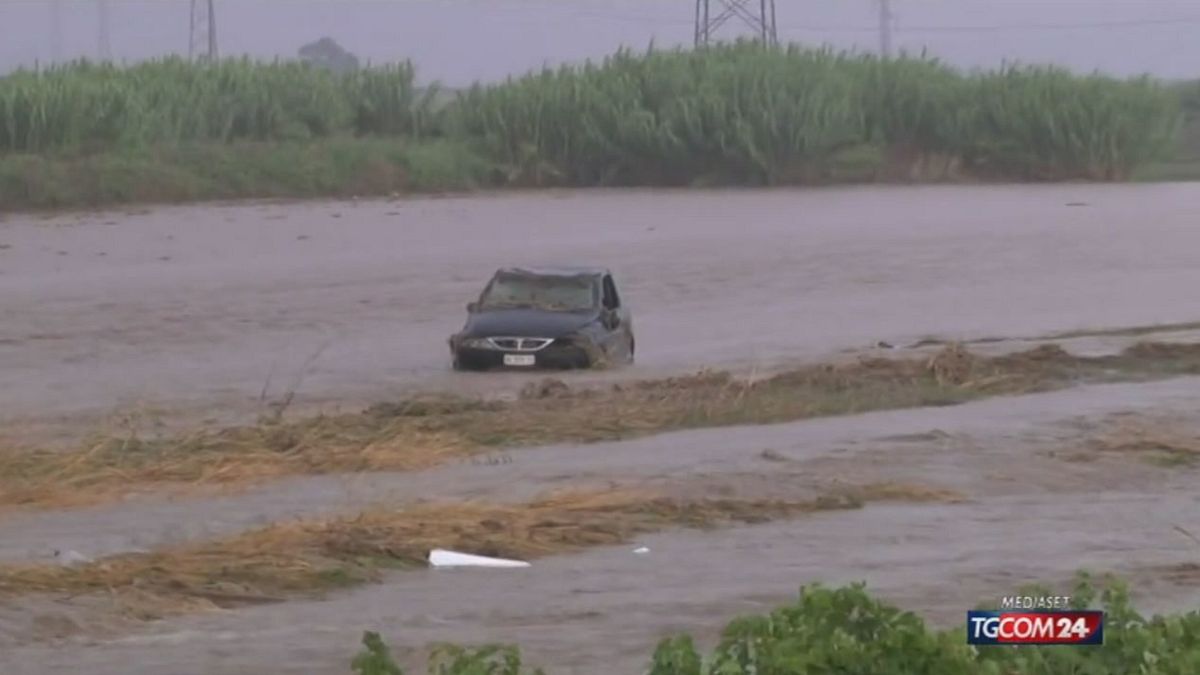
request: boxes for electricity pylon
[189,0,219,62]
[694,0,778,47]
[877,0,894,57]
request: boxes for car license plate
[503,354,536,367]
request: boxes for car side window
[602,275,620,309]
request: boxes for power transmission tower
[98,0,113,61]
[189,0,219,62]
[877,0,894,58]
[694,0,778,47]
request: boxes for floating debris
[428,549,530,569]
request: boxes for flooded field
[3,183,1200,436]
[1,377,1198,674]
[2,184,1200,674]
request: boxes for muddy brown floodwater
[3,183,1200,437]
[2,184,1200,674]
[1,377,1199,675]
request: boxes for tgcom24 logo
[966,610,1105,645]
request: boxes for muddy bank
[4,183,1200,440]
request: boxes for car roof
[495,265,610,279]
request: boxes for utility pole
[98,0,113,61]
[51,0,64,62]
[694,0,778,47]
[189,0,219,62]
[878,0,894,58]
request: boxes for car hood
[461,308,598,338]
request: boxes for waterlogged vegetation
[0,488,964,617]
[352,576,1200,675]
[7,342,1200,511]
[0,42,1192,209]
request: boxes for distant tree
[299,37,360,74]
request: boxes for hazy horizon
[3,0,1200,85]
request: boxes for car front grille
[486,337,554,352]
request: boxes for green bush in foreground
[353,637,544,675]
[352,574,1200,675]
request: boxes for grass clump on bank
[0,488,887,608]
[4,341,1200,511]
[0,43,1190,210]
[352,575,1200,675]
[1083,416,1200,467]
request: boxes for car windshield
[479,273,597,311]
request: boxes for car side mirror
[467,301,478,313]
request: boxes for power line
[877,0,893,57]
[98,0,112,61]
[576,10,1200,33]
[892,17,1200,33]
[787,16,1200,35]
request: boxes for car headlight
[461,337,494,349]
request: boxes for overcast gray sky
[3,1,1200,84]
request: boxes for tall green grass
[444,42,1181,184]
[0,42,1185,188]
[0,56,431,153]
[1169,80,1200,160]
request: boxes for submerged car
[448,266,635,370]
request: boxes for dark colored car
[448,266,635,371]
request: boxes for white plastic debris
[632,546,650,555]
[53,549,93,566]
[428,549,531,568]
